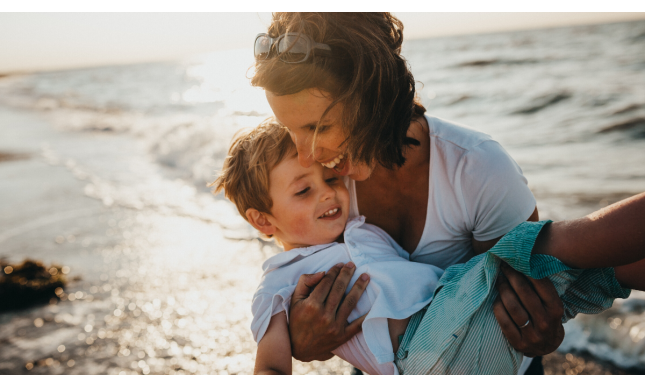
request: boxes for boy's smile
[264,151,350,251]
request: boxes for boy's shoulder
[255,242,348,296]
[259,216,366,275]
[261,242,341,275]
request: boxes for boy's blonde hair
[210,118,296,225]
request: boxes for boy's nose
[320,182,336,202]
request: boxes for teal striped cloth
[395,220,631,375]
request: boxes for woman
[251,12,564,374]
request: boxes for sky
[1,11,645,73]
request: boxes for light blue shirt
[251,216,444,375]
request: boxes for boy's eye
[295,187,310,196]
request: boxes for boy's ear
[246,208,276,235]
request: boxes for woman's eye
[308,125,328,132]
[295,187,310,196]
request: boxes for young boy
[212,119,645,375]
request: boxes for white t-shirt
[349,114,536,267]
[347,115,537,372]
[251,216,444,375]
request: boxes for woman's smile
[266,90,373,180]
[320,154,343,169]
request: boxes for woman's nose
[297,150,315,168]
[292,133,316,168]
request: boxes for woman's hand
[493,262,565,358]
[288,262,370,362]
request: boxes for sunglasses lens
[254,36,272,60]
[277,35,309,63]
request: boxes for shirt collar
[261,216,366,275]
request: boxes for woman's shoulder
[423,115,519,176]
[424,115,494,152]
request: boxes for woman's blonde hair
[252,12,426,170]
[210,118,295,230]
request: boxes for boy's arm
[254,312,292,375]
[532,192,645,271]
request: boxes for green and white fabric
[395,220,631,375]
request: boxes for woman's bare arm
[254,312,292,375]
[614,259,645,290]
[531,192,645,270]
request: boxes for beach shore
[0,105,354,375]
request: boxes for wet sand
[543,351,643,375]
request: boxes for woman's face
[266,89,373,181]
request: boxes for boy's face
[267,151,350,250]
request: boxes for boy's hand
[288,262,370,362]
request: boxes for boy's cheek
[289,218,315,238]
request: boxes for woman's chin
[333,159,372,181]
[347,165,373,181]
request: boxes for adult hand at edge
[493,262,565,358]
[288,262,370,362]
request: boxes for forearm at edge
[254,312,293,375]
[254,368,290,375]
[614,260,645,291]
[532,193,645,269]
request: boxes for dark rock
[0,259,67,313]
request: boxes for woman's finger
[343,313,367,341]
[309,263,343,304]
[493,295,522,347]
[324,262,357,314]
[336,272,369,322]
[527,276,564,318]
[500,263,546,322]
[496,270,531,328]
[290,271,325,305]
[499,264,565,356]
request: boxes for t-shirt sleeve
[250,286,296,344]
[458,140,536,241]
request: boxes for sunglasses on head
[254,33,333,64]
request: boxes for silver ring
[519,319,531,329]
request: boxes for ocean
[0,19,644,374]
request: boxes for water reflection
[0,206,351,374]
